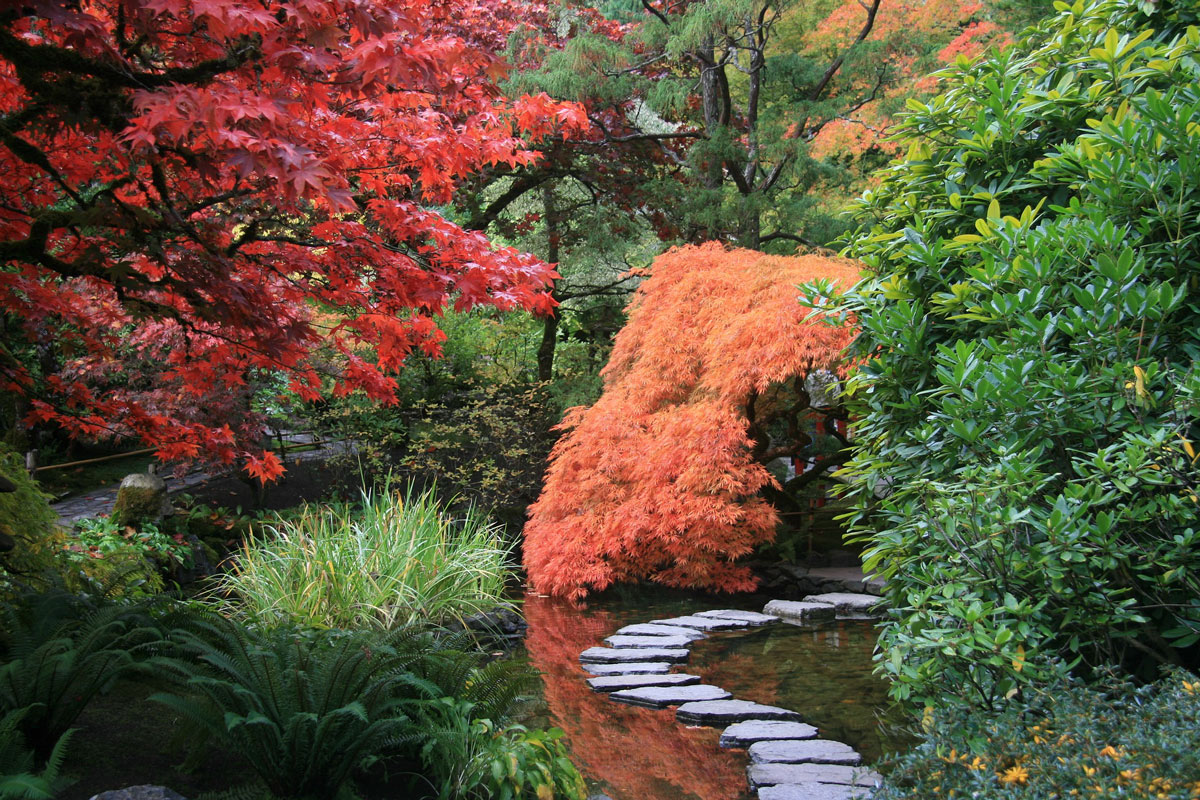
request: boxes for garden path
[50,438,353,525]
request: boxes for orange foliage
[807,0,1012,160]
[523,243,859,599]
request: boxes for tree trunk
[536,185,561,382]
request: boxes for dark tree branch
[808,0,883,102]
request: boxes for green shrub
[0,445,61,593]
[58,515,196,596]
[875,670,1200,799]
[212,482,512,630]
[835,0,1200,706]
[399,382,559,532]
[417,700,585,800]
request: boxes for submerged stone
[581,661,672,676]
[579,647,689,664]
[650,615,753,631]
[610,684,732,708]
[762,600,836,624]
[603,634,695,649]
[757,784,871,800]
[615,623,707,640]
[720,721,819,748]
[695,609,780,626]
[801,593,881,617]
[676,699,803,725]
[749,740,861,766]
[587,673,701,692]
[747,764,882,790]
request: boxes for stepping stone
[801,593,881,617]
[747,764,882,790]
[763,600,836,624]
[676,699,803,726]
[580,647,689,664]
[758,784,871,800]
[582,661,672,676]
[650,615,753,631]
[616,623,707,640]
[720,721,819,748]
[696,609,780,626]
[587,673,701,693]
[749,740,862,766]
[610,684,732,708]
[603,634,696,649]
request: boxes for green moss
[0,442,62,591]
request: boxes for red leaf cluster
[523,243,859,599]
[0,0,586,479]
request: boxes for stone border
[576,598,886,800]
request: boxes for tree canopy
[523,242,858,599]
[0,0,585,479]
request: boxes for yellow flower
[968,756,986,771]
[1000,765,1030,785]
[1083,766,1097,777]
[1183,680,1197,695]
[1098,745,1124,759]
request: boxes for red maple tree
[0,0,586,480]
[523,243,859,599]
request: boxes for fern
[0,587,165,762]
[150,616,442,799]
[0,707,73,800]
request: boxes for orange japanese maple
[523,243,859,599]
[0,0,585,480]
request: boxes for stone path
[575,591,886,800]
[50,439,354,525]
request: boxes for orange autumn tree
[524,243,859,599]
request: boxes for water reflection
[521,590,899,800]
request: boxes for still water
[518,586,905,800]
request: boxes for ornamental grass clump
[214,482,512,630]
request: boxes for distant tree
[523,243,858,599]
[0,0,586,480]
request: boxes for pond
[518,586,907,800]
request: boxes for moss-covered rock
[111,473,172,529]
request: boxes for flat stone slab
[650,615,753,631]
[801,593,881,617]
[748,764,882,790]
[615,623,707,640]
[587,673,701,692]
[581,661,672,676]
[758,783,871,800]
[603,634,696,649]
[763,600,837,624]
[579,647,689,664]
[749,740,862,766]
[695,609,780,626]
[676,699,803,726]
[721,721,819,748]
[610,684,732,708]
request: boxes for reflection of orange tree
[523,595,751,800]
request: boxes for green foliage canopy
[838,0,1200,707]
